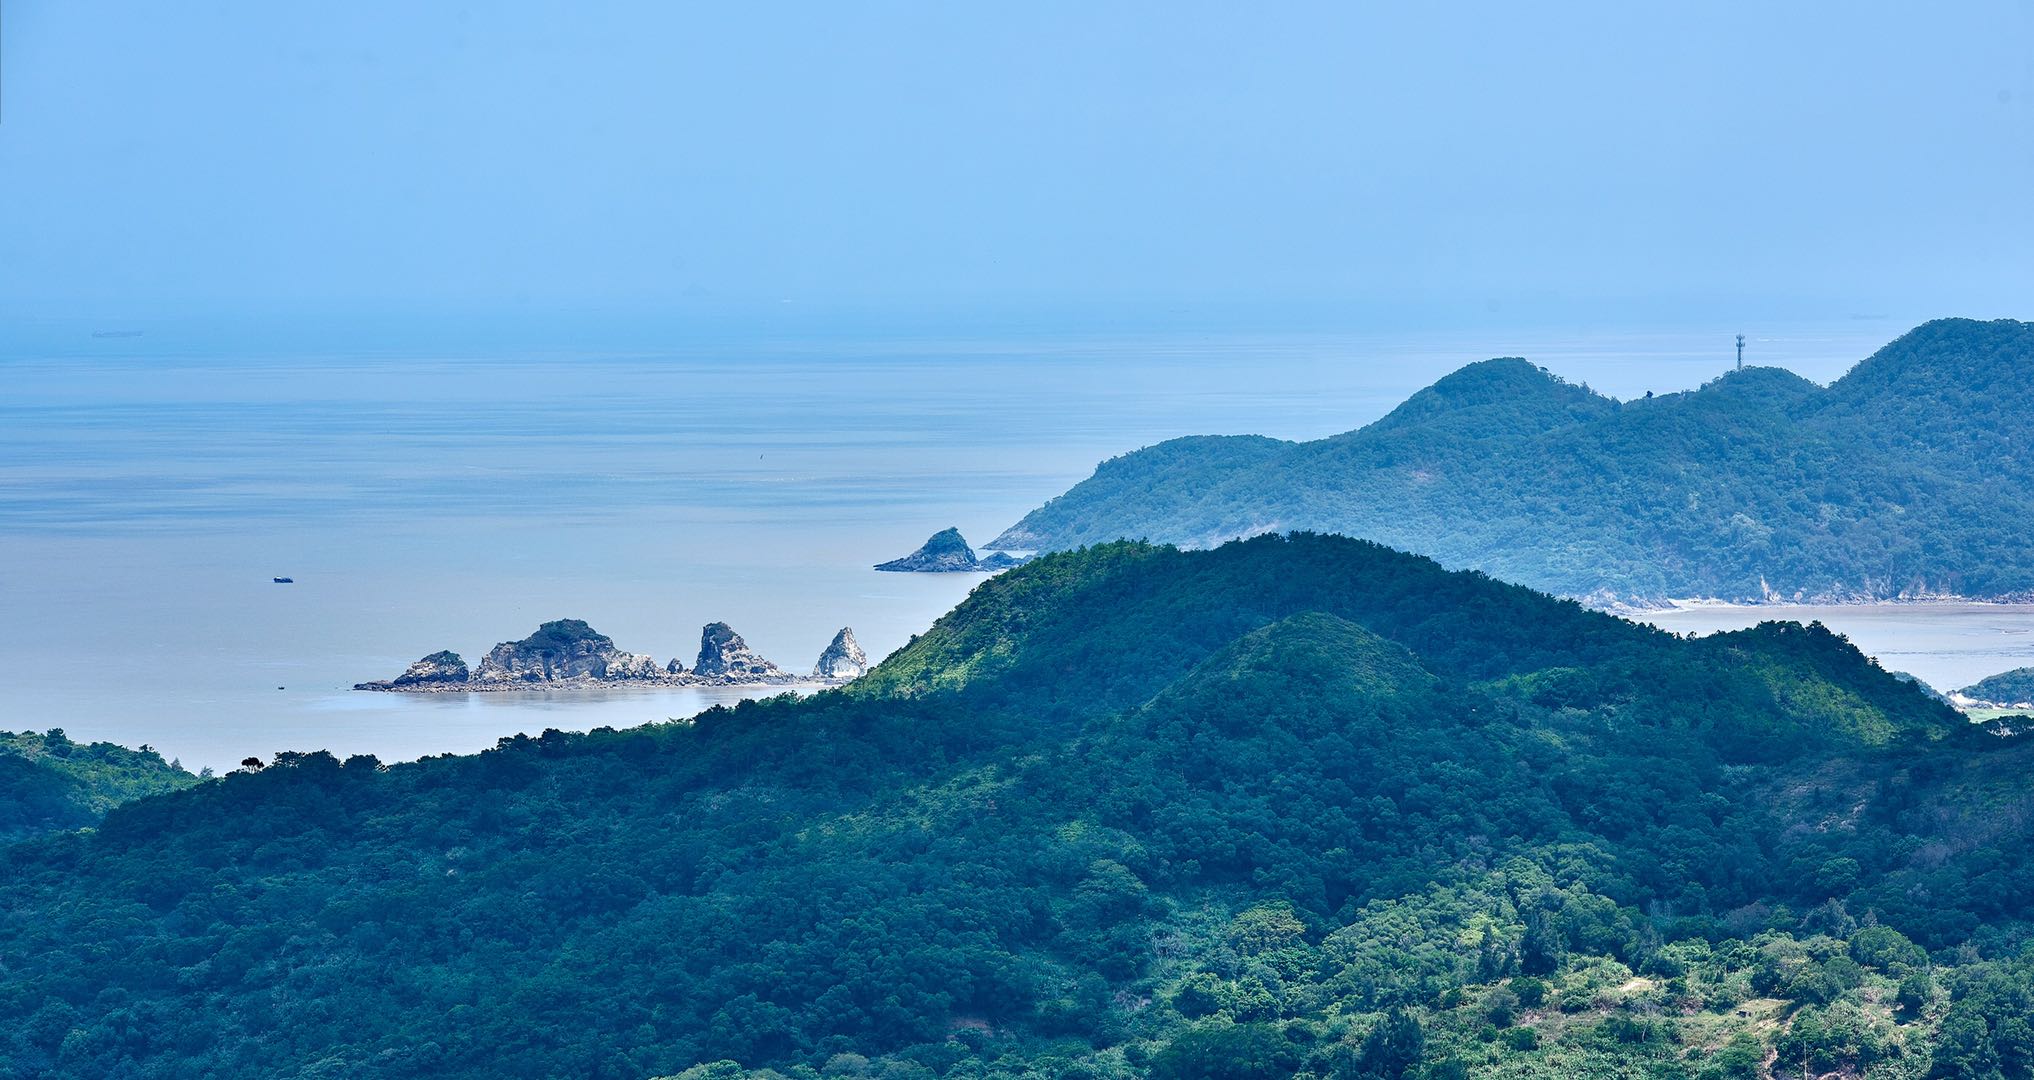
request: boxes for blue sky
[1,2,2029,325]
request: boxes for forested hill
[0,729,199,843]
[5,535,2034,1080]
[992,318,2034,605]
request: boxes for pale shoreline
[354,676,850,694]
[1603,594,2034,616]
[1625,595,2034,706]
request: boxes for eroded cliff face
[352,650,469,691]
[397,651,469,686]
[470,620,662,685]
[813,627,868,679]
[694,622,786,681]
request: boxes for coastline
[1600,594,2034,617]
[354,675,850,694]
[1625,595,2034,701]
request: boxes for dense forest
[0,729,199,843]
[992,318,2034,606]
[3,535,2033,1079]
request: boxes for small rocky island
[812,627,869,679]
[355,619,869,692]
[874,527,1033,573]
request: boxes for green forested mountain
[0,729,200,843]
[4,535,2033,1080]
[992,318,2034,605]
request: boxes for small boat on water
[273,577,294,584]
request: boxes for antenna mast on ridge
[1735,334,1745,371]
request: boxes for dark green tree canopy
[1,535,2029,1080]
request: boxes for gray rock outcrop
[353,650,469,691]
[694,622,787,681]
[875,527,1032,573]
[356,618,847,691]
[470,619,669,685]
[812,627,869,679]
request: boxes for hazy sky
[2,2,2030,324]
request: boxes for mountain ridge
[991,318,2034,605]
[0,730,200,843]
[1,536,2026,1080]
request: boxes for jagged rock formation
[812,627,868,679]
[875,527,1033,573]
[694,622,786,681]
[352,650,470,691]
[357,619,844,691]
[469,620,665,685]
[876,527,980,571]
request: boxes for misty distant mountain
[994,318,2034,605]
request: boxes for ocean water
[1641,602,2034,694]
[5,316,2015,772]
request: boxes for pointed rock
[693,622,786,681]
[813,627,869,679]
[875,527,981,572]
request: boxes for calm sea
[4,317,2019,771]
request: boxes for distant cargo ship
[272,577,294,584]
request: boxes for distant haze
[1,2,2030,328]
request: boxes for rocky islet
[812,627,869,679]
[874,527,1032,573]
[356,618,861,692]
